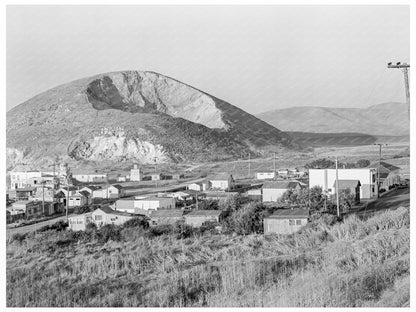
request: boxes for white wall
[256,172,275,180]
[210,180,228,190]
[309,168,377,198]
[262,188,287,202]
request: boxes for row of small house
[67,206,226,231]
[67,205,309,235]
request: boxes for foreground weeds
[6,207,410,307]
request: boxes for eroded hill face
[6,70,294,170]
[86,71,228,129]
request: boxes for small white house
[68,212,93,231]
[130,164,141,182]
[187,182,208,192]
[92,185,125,199]
[91,206,136,228]
[262,181,302,202]
[114,196,176,214]
[256,172,276,180]
[72,173,108,183]
[209,174,235,191]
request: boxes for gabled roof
[262,181,301,189]
[60,186,78,191]
[183,190,206,196]
[150,209,185,218]
[95,206,136,217]
[266,209,309,219]
[369,161,401,173]
[14,187,37,192]
[186,209,224,217]
[12,200,37,205]
[78,190,91,197]
[111,184,124,190]
[209,174,233,181]
[82,185,102,191]
[333,179,361,188]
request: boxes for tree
[329,188,355,214]
[277,186,327,213]
[222,202,265,235]
[219,194,242,212]
[198,199,219,210]
[305,158,335,169]
[356,159,370,168]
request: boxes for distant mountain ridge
[6,70,296,170]
[256,102,409,136]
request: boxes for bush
[198,199,219,210]
[97,224,122,243]
[123,217,149,229]
[10,233,28,244]
[174,221,195,239]
[223,202,265,235]
[146,224,174,238]
[38,220,68,233]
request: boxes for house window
[296,220,302,225]
[289,219,295,226]
[95,215,102,221]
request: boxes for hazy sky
[7,5,409,114]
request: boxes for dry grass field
[6,206,409,307]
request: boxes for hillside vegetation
[6,207,409,307]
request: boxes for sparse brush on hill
[6,207,409,307]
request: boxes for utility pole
[374,143,387,198]
[41,181,45,217]
[65,164,70,223]
[387,62,410,120]
[273,152,276,174]
[335,157,340,218]
[154,157,158,188]
[248,152,251,179]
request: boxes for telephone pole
[387,62,410,119]
[374,143,387,198]
[335,157,340,218]
[248,152,251,179]
[273,152,276,173]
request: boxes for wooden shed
[263,209,309,235]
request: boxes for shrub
[10,233,28,244]
[123,217,149,229]
[146,224,174,238]
[38,220,68,233]
[174,221,195,239]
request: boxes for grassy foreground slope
[6,207,409,307]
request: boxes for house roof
[82,185,102,191]
[111,184,124,190]
[12,200,37,205]
[60,186,78,191]
[262,181,301,189]
[15,187,36,192]
[150,209,185,218]
[209,174,233,181]
[333,179,361,188]
[183,190,206,196]
[369,161,401,173]
[78,190,91,197]
[266,209,309,219]
[186,209,224,217]
[95,206,136,217]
